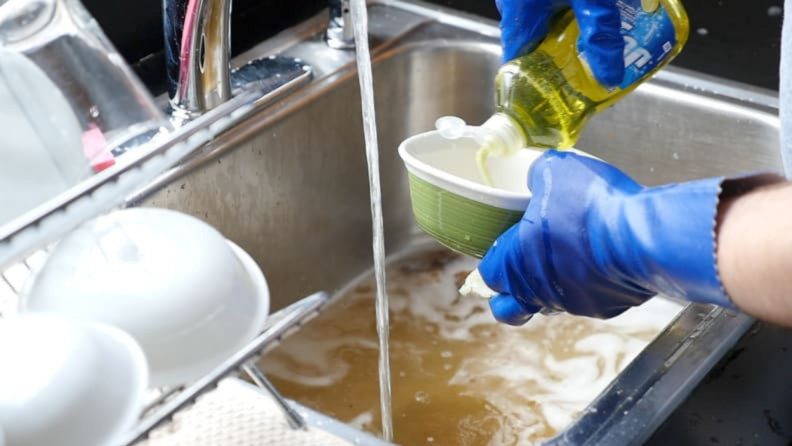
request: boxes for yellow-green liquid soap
[468,0,690,181]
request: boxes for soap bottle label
[616,0,678,88]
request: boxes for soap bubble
[414,390,431,404]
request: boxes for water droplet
[427,437,435,442]
[415,391,431,404]
[672,152,679,160]
[768,5,782,17]
[697,27,709,36]
[440,350,453,358]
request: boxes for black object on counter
[430,0,783,91]
[85,0,783,93]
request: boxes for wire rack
[0,248,48,317]
[0,84,345,444]
[125,291,331,445]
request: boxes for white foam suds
[261,247,684,445]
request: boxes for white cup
[23,207,270,387]
[0,314,148,446]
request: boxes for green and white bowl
[398,130,591,258]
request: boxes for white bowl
[22,208,270,388]
[398,130,594,257]
[399,130,595,210]
[0,314,148,446]
[399,130,539,210]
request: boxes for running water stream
[349,0,394,441]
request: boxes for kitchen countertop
[647,322,792,445]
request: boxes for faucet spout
[164,0,232,119]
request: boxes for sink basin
[130,1,782,444]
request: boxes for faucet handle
[326,0,355,49]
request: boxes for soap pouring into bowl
[399,116,596,259]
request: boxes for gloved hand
[497,0,625,87]
[478,150,779,325]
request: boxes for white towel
[136,379,360,446]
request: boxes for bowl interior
[400,131,540,210]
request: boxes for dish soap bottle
[473,0,689,159]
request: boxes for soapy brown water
[259,248,681,445]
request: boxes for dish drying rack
[0,86,358,445]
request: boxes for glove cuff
[601,173,783,308]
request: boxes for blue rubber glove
[497,0,625,87]
[478,150,779,325]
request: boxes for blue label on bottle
[617,0,677,89]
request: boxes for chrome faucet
[163,0,314,124]
[164,0,232,120]
[325,0,354,49]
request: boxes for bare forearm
[717,180,792,326]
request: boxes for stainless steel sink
[129,1,783,444]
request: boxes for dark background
[85,0,784,94]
